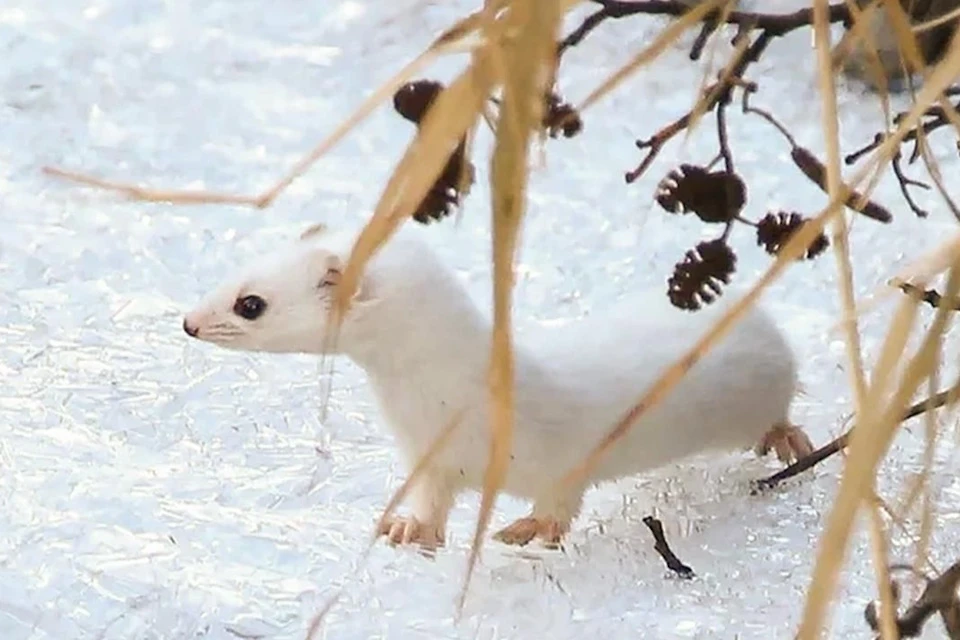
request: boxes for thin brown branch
[716,99,734,174]
[558,0,854,56]
[914,136,960,221]
[625,112,692,182]
[865,559,960,638]
[891,150,932,218]
[844,93,960,221]
[624,31,772,183]
[741,91,892,224]
[845,103,955,164]
[754,377,960,492]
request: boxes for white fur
[184,224,798,537]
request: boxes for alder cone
[655,164,747,224]
[756,211,829,260]
[667,239,737,311]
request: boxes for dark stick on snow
[865,559,960,638]
[642,515,695,579]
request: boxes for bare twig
[740,90,893,224]
[845,100,960,164]
[626,111,694,183]
[754,377,960,492]
[865,559,960,638]
[891,150,932,218]
[558,0,853,56]
[558,0,857,153]
[844,94,960,220]
[623,31,773,183]
[642,516,694,579]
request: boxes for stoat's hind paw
[378,515,445,553]
[755,423,815,465]
[493,517,568,549]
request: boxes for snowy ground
[3,0,960,638]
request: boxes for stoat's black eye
[233,295,267,320]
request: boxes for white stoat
[183,222,813,549]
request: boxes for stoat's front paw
[378,515,445,552]
[755,423,815,465]
[493,516,568,549]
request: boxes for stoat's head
[182,223,378,355]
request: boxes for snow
[2,0,960,638]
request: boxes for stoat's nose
[183,317,199,337]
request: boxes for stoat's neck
[343,267,495,388]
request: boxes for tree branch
[754,376,960,493]
[559,0,854,56]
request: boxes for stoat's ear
[299,222,328,241]
[320,254,376,305]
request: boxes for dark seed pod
[863,579,901,632]
[543,91,583,138]
[393,79,445,124]
[392,79,475,224]
[756,211,830,260]
[655,164,746,224]
[667,239,737,311]
[789,146,892,223]
[412,138,475,224]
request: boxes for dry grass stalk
[454,0,564,616]
[867,493,899,639]
[813,0,869,416]
[797,28,960,638]
[915,4,960,34]
[800,259,960,638]
[881,0,928,76]
[849,264,929,640]
[332,51,496,313]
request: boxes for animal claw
[493,516,567,549]
[378,515,445,554]
[755,423,815,465]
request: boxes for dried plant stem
[799,261,960,638]
[813,0,869,411]
[334,52,495,315]
[456,0,563,616]
[797,35,960,636]
[867,493,900,639]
